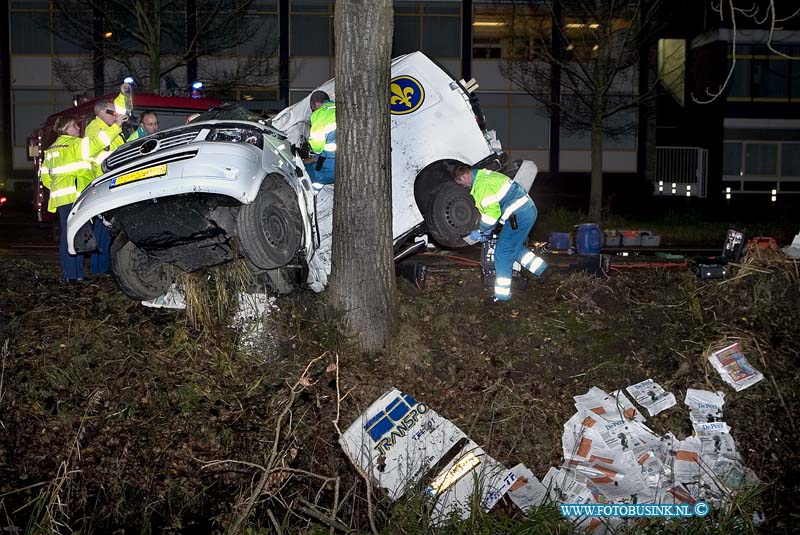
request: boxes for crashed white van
[67,52,508,300]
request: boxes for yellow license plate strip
[110,164,167,188]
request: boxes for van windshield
[194,103,265,123]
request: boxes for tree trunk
[589,117,603,222]
[147,0,162,92]
[330,0,395,354]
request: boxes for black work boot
[536,268,552,284]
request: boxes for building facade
[3,0,798,213]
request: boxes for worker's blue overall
[470,169,548,301]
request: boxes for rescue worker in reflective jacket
[306,90,336,192]
[84,83,131,275]
[303,90,336,291]
[40,113,127,282]
[126,110,159,141]
[453,164,549,305]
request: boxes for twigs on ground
[297,497,350,532]
[204,355,352,534]
[752,337,796,431]
[331,352,379,535]
[23,389,103,534]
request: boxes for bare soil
[0,248,798,533]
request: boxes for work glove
[469,230,492,243]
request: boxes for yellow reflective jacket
[470,168,531,232]
[86,92,127,177]
[308,101,336,158]
[40,123,123,212]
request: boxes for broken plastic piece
[339,388,514,524]
[140,283,186,309]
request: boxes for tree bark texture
[330,0,396,353]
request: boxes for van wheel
[111,235,177,300]
[237,177,302,270]
[424,182,478,249]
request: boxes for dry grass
[181,259,254,330]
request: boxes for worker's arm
[39,158,51,189]
[113,82,133,115]
[64,123,124,163]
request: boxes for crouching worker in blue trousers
[453,164,550,305]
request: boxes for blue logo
[364,392,428,455]
[390,76,425,115]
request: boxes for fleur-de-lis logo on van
[389,75,425,115]
[391,83,414,108]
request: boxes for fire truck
[28,93,221,227]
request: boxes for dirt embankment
[0,250,798,533]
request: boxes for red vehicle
[29,93,221,226]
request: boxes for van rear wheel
[424,182,478,249]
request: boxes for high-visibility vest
[126,125,146,142]
[308,101,336,158]
[470,169,532,232]
[39,123,123,212]
[86,92,127,177]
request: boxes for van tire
[424,182,479,249]
[111,235,177,300]
[237,177,303,270]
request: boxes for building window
[723,142,743,175]
[728,48,751,98]
[752,47,790,98]
[727,45,800,100]
[781,143,800,177]
[12,89,72,145]
[473,2,541,60]
[290,1,333,56]
[393,2,461,60]
[744,143,778,175]
[658,39,685,105]
[607,120,636,149]
[240,14,280,55]
[10,11,51,54]
[478,92,549,151]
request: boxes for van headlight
[206,127,263,149]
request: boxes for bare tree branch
[48,0,279,94]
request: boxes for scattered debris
[539,385,760,531]
[231,292,277,349]
[684,389,725,424]
[708,343,764,391]
[573,387,645,423]
[339,388,515,524]
[141,283,186,309]
[626,379,677,417]
[782,230,800,258]
[507,464,548,513]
